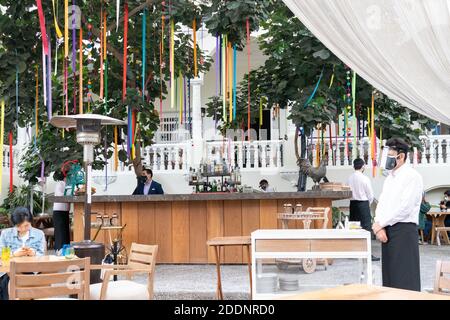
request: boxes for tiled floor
[130,241,449,300]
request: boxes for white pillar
[191,77,204,167]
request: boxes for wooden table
[282,284,450,300]
[0,255,72,274]
[207,236,252,300]
[427,212,450,245]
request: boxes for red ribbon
[246,18,251,140]
[36,0,48,55]
[9,131,13,193]
[122,2,129,101]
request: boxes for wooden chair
[436,227,450,246]
[90,243,158,300]
[9,258,90,300]
[434,260,450,295]
[305,207,330,229]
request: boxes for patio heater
[50,114,126,282]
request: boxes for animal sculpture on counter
[297,158,329,188]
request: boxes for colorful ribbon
[170,19,175,109]
[352,71,357,148]
[79,27,83,114]
[72,0,77,113]
[228,42,232,122]
[122,2,129,101]
[51,0,63,39]
[142,8,146,101]
[232,45,237,120]
[42,45,46,107]
[36,0,48,55]
[46,37,52,120]
[371,91,376,177]
[9,131,13,193]
[35,66,39,136]
[0,101,4,194]
[222,35,226,122]
[100,4,104,100]
[247,18,251,138]
[193,19,197,77]
[304,68,324,108]
[64,0,69,58]
[114,126,118,171]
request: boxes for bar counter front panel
[52,191,351,264]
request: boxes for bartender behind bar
[132,168,164,195]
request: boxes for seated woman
[0,207,46,300]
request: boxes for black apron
[349,200,372,231]
[382,222,421,291]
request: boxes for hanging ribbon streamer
[15,63,19,117]
[246,18,251,139]
[170,19,175,109]
[259,97,263,127]
[35,66,39,136]
[9,131,13,193]
[42,46,46,107]
[64,0,69,58]
[222,35,227,122]
[114,126,118,171]
[104,12,108,107]
[116,0,120,31]
[304,68,324,108]
[0,101,4,194]
[329,66,335,89]
[179,74,183,124]
[329,124,334,165]
[100,4,104,100]
[232,45,237,120]
[51,0,63,39]
[36,0,49,55]
[215,36,219,96]
[193,19,198,77]
[131,110,136,160]
[127,107,132,158]
[228,42,232,122]
[122,2,129,102]
[46,37,52,120]
[371,91,376,177]
[142,8,147,101]
[184,77,187,126]
[78,27,83,113]
[72,0,77,113]
[352,71,357,157]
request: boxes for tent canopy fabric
[282,0,450,125]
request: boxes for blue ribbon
[304,68,324,108]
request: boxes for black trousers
[0,275,9,300]
[349,200,372,231]
[53,210,71,250]
[382,223,421,291]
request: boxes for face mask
[385,155,399,170]
[138,176,147,184]
[445,196,449,201]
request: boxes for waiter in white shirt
[372,138,423,291]
[347,158,379,261]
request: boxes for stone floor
[131,242,450,300]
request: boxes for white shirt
[375,163,423,228]
[53,180,70,211]
[347,171,374,203]
[143,180,152,195]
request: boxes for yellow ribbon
[52,0,63,39]
[64,0,69,57]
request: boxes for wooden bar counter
[50,191,351,264]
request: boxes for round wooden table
[427,211,450,245]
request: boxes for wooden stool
[206,236,252,300]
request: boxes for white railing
[308,135,450,167]
[206,140,284,170]
[2,145,20,169]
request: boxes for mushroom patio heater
[50,114,126,282]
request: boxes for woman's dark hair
[11,207,33,226]
[386,138,409,160]
[53,170,65,182]
[353,158,365,170]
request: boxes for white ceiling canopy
[283,0,450,124]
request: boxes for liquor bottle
[218,180,222,192]
[192,169,197,183]
[212,180,217,192]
